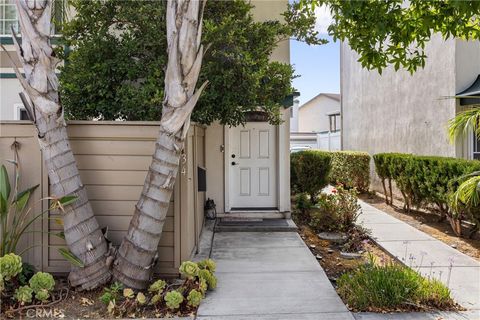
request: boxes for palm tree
[112,0,208,289]
[6,0,110,290]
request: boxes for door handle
[231,161,237,166]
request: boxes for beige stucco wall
[298,95,340,132]
[341,34,458,158]
[341,35,480,191]
[251,0,290,64]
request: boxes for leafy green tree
[59,1,167,120]
[306,0,480,73]
[59,0,322,125]
[301,0,480,223]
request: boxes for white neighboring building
[290,93,341,151]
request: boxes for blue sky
[290,37,340,105]
[289,5,339,105]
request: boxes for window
[0,0,63,36]
[328,113,340,132]
[14,104,29,120]
[1,0,20,36]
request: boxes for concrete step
[217,211,289,219]
[215,218,297,232]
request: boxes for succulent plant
[198,277,208,294]
[29,272,55,301]
[187,289,203,307]
[197,259,216,273]
[198,269,217,289]
[136,292,146,305]
[35,289,50,302]
[164,290,184,310]
[14,285,33,304]
[179,261,199,279]
[148,279,166,294]
[123,288,134,299]
[150,293,162,305]
[0,253,23,280]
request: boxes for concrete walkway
[197,231,354,320]
[358,200,480,314]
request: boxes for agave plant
[0,162,81,265]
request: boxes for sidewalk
[196,231,354,320]
[358,200,480,313]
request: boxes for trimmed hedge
[373,153,480,236]
[291,150,331,203]
[330,151,370,192]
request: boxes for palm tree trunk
[9,0,110,290]
[113,0,208,289]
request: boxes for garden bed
[359,192,480,261]
[1,258,216,319]
[2,278,196,319]
[295,221,462,313]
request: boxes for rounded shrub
[291,150,331,203]
[330,151,370,192]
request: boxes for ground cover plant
[0,253,66,316]
[98,259,217,318]
[2,258,217,318]
[337,255,457,312]
[373,153,480,237]
[294,185,369,253]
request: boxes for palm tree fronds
[453,175,480,208]
[448,106,480,143]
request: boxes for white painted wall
[317,131,341,151]
[455,40,480,93]
[0,78,23,121]
[298,94,340,132]
[290,99,299,132]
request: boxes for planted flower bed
[293,197,461,313]
[1,256,216,318]
[290,150,460,312]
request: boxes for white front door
[228,122,277,209]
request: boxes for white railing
[317,131,341,151]
[290,131,341,151]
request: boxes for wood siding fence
[0,121,205,276]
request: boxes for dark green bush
[330,151,370,192]
[373,152,480,235]
[290,150,331,203]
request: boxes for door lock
[231,161,237,166]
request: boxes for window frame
[0,1,20,36]
[13,103,29,120]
